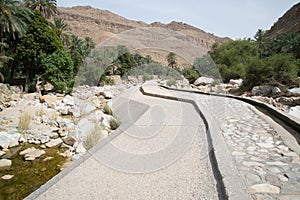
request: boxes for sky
[57,0,299,39]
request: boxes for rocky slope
[55,6,229,66]
[266,2,300,38]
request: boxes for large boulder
[251,86,281,96]
[193,77,214,86]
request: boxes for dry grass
[18,111,32,131]
[83,125,104,150]
[103,104,113,115]
[35,108,46,117]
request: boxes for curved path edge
[161,85,300,155]
[140,84,252,200]
[25,91,150,200]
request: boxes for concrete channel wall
[140,85,252,200]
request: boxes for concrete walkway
[27,85,219,199]
[27,83,300,200]
[149,84,300,200]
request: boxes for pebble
[266,161,288,166]
[257,143,274,148]
[243,161,264,167]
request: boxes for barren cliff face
[266,2,300,38]
[55,6,229,66]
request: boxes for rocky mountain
[55,6,229,66]
[266,2,300,38]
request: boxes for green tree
[41,49,74,92]
[15,11,63,92]
[243,57,271,90]
[210,40,259,82]
[167,52,177,69]
[50,17,70,44]
[24,0,57,18]
[266,53,298,86]
[254,29,271,58]
[0,0,31,48]
[270,33,300,59]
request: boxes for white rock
[19,147,46,161]
[62,95,74,106]
[288,106,300,119]
[0,159,12,169]
[1,175,14,180]
[193,77,214,86]
[250,183,280,194]
[0,131,20,148]
[289,88,300,95]
[46,138,63,148]
[243,161,264,167]
[257,143,274,148]
[266,161,288,166]
[229,79,243,86]
[75,143,86,155]
[102,91,113,99]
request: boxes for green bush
[181,68,200,83]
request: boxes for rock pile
[0,84,126,173]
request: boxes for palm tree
[0,0,31,42]
[51,17,70,44]
[167,52,177,69]
[24,0,57,18]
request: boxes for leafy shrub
[181,68,200,83]
[142,73,153,81]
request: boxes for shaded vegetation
[209,30,300,90]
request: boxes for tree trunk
[24,69,30,93]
